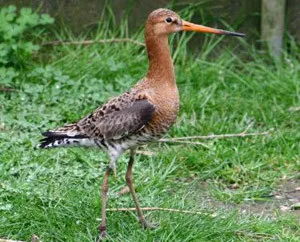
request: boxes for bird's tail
[39,131,92,149]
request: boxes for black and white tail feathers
[39,131,90,149]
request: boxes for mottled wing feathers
[40,91,155,149]
[78,99,155,139]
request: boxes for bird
[39,8,245,239]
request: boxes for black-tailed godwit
[39,8,244,239]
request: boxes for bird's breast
[146,87,180,135]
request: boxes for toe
[141,220,159,229]
[97,231,109,241]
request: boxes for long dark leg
[125,149,156,229]
[98,167,111,239]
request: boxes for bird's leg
[125,149,157,229]
[98,167,111,240]
[109,157,117,179]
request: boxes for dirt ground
[193,178,300,219]
[238,179,300,217]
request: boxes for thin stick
[106,207,211,216]
[106,208,275,239]
[42,38,145,47]
[161,130,271,141]
[241,122,254,134]
[158,139,210,148]
[0,240,25,242]
[0,86,18,92]
[106,207,276,239]
[289,106,300,112]
[136,150,156,156]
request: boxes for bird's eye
[165,17,173,23]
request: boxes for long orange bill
[182,20,245,37]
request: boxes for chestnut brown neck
[145,27,175,86]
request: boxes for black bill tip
[220,30,246,37]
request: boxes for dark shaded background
[0,0,299,43]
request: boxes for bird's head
[146,8,245,37]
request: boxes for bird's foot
[97,226,109,241]
[139,218,158,229]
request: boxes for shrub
[0,5,54,86]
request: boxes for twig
[136,150,156,156]
[0,239,24,242]
[289,106,300,112]
[42,38,145,47]
[0,86,18,92]
[161,130,271,141]
[106,207,279,236]
[106,207,213,216]
[158,139,210,148]
[240,122,254,134]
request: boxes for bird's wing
[48,90,156,141]
[77,98,155,140]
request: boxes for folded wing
[78,99,155,140]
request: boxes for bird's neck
[145,32,176,87]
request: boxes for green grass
[1,10,300,242]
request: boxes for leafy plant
[0,67,19,86]
[0,5,54,86]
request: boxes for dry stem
[160,130,271,142]
[158,139,210,148]
[0,86,18,92]
[107,207,212,216]
[0,240,25,242]
[136,150,156,156]
[289,106,300,112]
[42,38,145,47]
[106,207,275,239]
